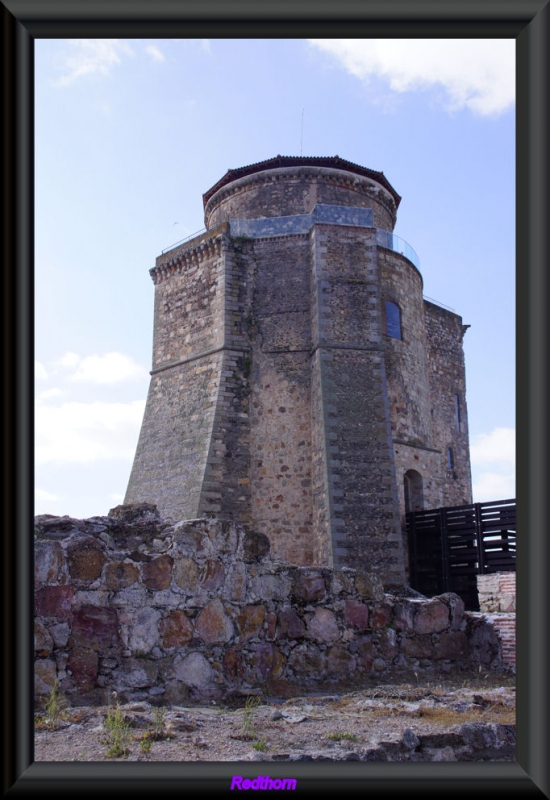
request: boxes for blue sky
[34,38,515,519]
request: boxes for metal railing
[375,229,420,270]
[162,227,207,254]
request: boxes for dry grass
[419,704,515,725]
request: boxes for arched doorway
[404,469,423,512]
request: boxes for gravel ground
[34,673,515,763]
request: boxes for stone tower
[125,156,472,585]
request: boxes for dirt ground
[34,669,516,763]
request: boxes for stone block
[277,609,305,640]
[68,647,99,692]
[35,659,58,696]
[393,601,414,632]
[173,557,199,593]
[291,569,326,604]
[344,598,370,631]
[199,559,225,591]
[34,619,53,657]
[414,600,449,634]
[354,572,384,601]
[35,585,74,619]
[66,536,107,582]
[287,643,325,675]
[371,602,393,629]
[142,555,174,590]
[326,645,357,676]
[237,604,266,641]
[105,561,140,590]
[174,652,213,689]
[306,607,339,643]
[401,635,433,659]
[195,599,234,644]
[71,605,120,649]
[126,607,162,654]
[34,541,66,585]
[247,642,284,681]
[433,631,468,660]
[160,610,194,648]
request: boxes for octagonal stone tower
[125,156,472,585]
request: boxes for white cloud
[35,400,146,465]
[470,427,515,503]
[35,361,48,381]
[70,352,149,384]
[38,388,63,401]
[144,44,165,62]
[55,39,134,87]
[35,488,60,504]
[470,427,515,465]
[308,39,515,116]
[57,352,80,369]
[472,471,515,503]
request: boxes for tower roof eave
[202,155,401,209]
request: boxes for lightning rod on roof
[300,107,304,156]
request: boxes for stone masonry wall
[126,160,473,580]
[477,572,516,614]
[310,224,404,582]
[204,167,396,232]
[424,301,472,507]
[35,506,508,707]
[476,573,516,669]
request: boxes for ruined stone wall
[34,508,507,707]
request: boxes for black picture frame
[3,1,548,796]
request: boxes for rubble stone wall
[35,508,507,707]
[476,572,516,668]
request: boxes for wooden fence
[406,499,516,611]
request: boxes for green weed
[252,739,268,752]
[103,693,131,758]
[325,732,359,742]
[241,695,261,737]
[43,680,67,729]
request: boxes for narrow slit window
[447,447,454,469]
[454,394,461,432]
[385,301,402,340]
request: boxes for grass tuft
[241,695,262,737]
[252,739,268,751]
[39,680,68,730]
[103,693,131,758]
[325,732,359,742]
